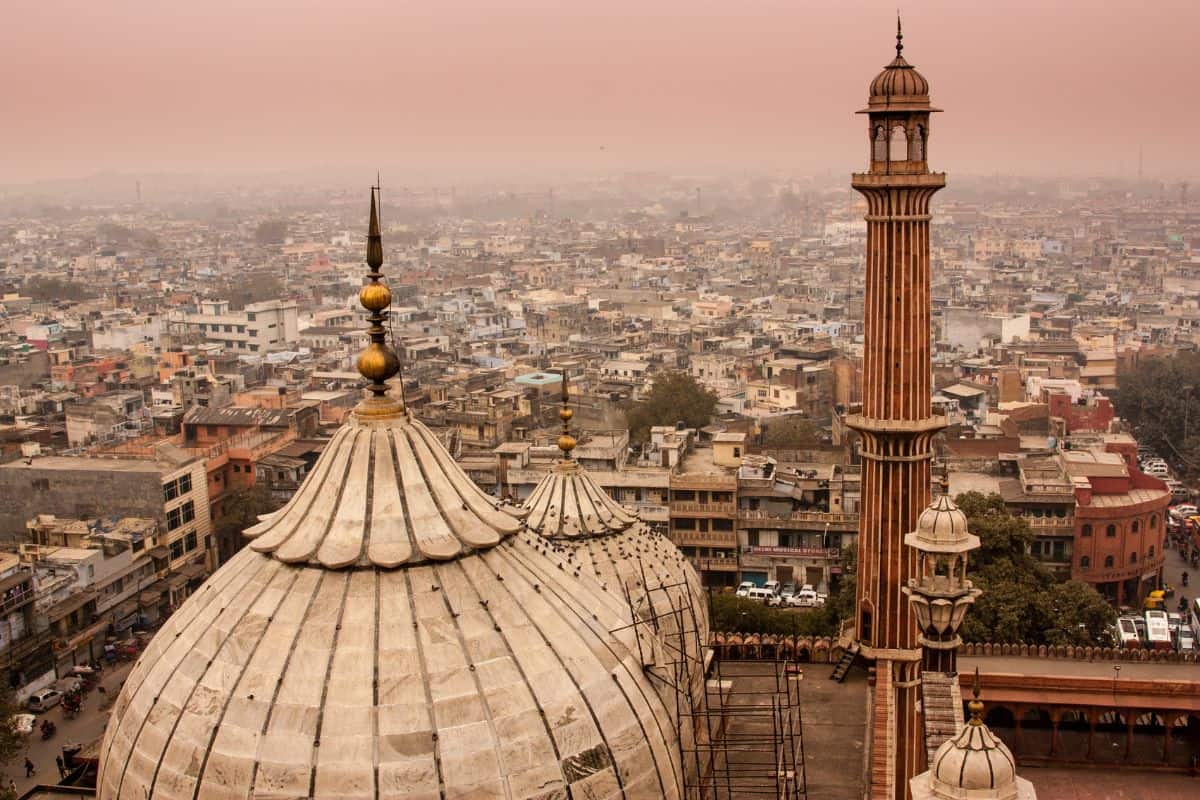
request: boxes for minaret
[846,18,947,799]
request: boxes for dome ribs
[311,570,376,797]
[392,428,464,562]
[316,432,374,568]
[403,426,501,552]
[247,425,354,549]
[365,429,412,567]
[274,430,362,564]
[110,557,285,798]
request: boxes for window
[236,325,245,334]
[732,447,741,458]
[889,125,908,162]
[1132,520,1140,534]
[1104,555,1114,568]
[167,506,182,530]
[1080,556,1090,569]
[911,125,925,160]
[873,126,887,161]
[232,464,240,473]
[33,478,49,492]
[164,481,179,502]
[1106,524,1117,538]
[1148,545,1155,559]
[185,532,198,552]
[1081,524,1092,537]
[181,500,195,524]
[1150,515,1158,529]
[178,474,192,494]
[1130,552,1138,564]
[247,312,256,322]
[169,539,184,560]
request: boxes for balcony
[738,509,858,530]
[694,556,739,573]
[670,501,736,515]
[1024,516,1074,530]
[670,530,737,548]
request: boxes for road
[11,662,133,796]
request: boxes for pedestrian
[7,779,14,794]
[24,756,35,777]
[55,754,65,777]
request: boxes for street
[9,662,133,796]
[1162,527,1194,616]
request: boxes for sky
[3,0,1198,185]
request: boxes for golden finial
[557,368,576,456]
[967,666,984,726]
[355,185,402,415]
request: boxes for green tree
[825,541,857,626]
[760,415,822,448]
[215,486,282,541]
[623,372,718,442]
[955,492,1115,646]
[1115,352,1200,477]
[709,594,839,637]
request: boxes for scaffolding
[611,566,807,800]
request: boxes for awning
[179,562,207,581]
[46,590,98,622]
[148,546,170,560]
[109,597,140,622]
[139,588,164,606]
[167,574,189,590]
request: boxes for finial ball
[559,407,573,422]
[359,282,392,312]
[357,343,400,383]
[558,434,577,453]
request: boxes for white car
[1179,629,1196,653]
[27,689,62,713]
[735,582,755,598]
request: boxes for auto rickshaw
[1144,589,1166,609]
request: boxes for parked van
[1145,609,1173,650]
[735,582,755,598]
[1115,616,1140,648]
[27,689,63,713]
[746,587,775,603]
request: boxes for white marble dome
[523,458,710,679]
[928,715,1018,800]
[906,493,980,554]
[96,409,686,799]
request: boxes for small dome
[930,717,1018,800]
[869,54,930,102]
[905,493,980,554]
[524,459,710,680]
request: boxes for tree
[709,594,839,638]
[825,541,857,626]
[623,372,718,442]
[955,492,1115,646]
[1115,352,1200,477]
[215,486,281,534]
[760,415,822,448]
[254,219,288,246]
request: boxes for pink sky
[3,0,1197,183]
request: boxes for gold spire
[355,185,402,416]
[896,11,904,58]
[967,666,984,726]
[556,369,576,457]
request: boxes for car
[763,580,781,597]
[27,689,62,713]
[735,582,755,598]
[780,582,797,600]
[790,588,824,607]
[1171,504,1198,521]
[1180,628,1197,653]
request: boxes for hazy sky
[4,0,1198,184]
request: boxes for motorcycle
[62,693,82,718]
[40,719,56,740]
[1183,571,1190,587]
[1180,596,1189,613]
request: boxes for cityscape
[2,3,1199,799]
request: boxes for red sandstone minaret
[846,18,946,800]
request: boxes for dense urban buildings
[1,15,1199,800]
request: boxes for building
[184,299,300,353]
[0,454,212,574]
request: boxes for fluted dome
[869,55,930,103]
[906,493,980,554]
[929,716,1018,800]
[245,414,525,567]
[524,459,709,658]
[96,407,685,799]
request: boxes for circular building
[96,193,685,800]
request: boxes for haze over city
[5,0,1200,185]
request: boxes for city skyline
[5,0,1200,185]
